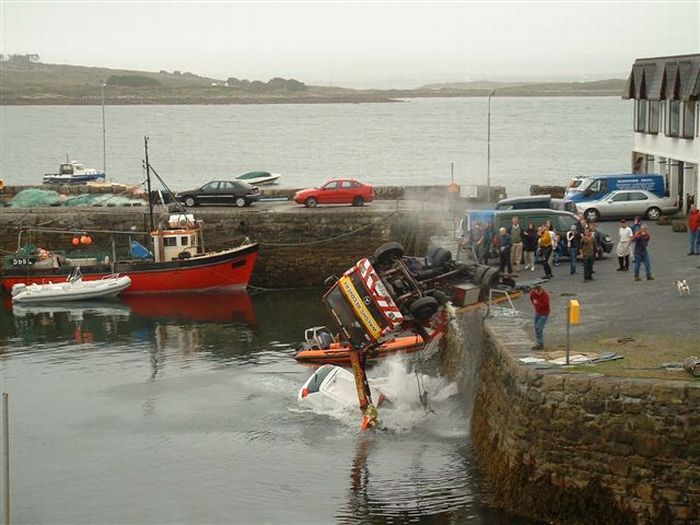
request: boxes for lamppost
[101,82,106,176]
[487,89,495,202]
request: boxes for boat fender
[177,251,191,260]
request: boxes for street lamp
[101,82,106,176]
[487,89,495,202]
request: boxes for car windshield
[306,366,334,394]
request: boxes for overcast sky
[2,1,698,88]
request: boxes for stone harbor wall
[0,207,448,288]
[467,313,699,525]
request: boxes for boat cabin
[150,214,202,262]
[59,162,82,175]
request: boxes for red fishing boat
[1,138,259,294]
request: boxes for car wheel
[409,296,439,322]
[645,207,661,221]
[584,208,599,222]
[184,196,196,207]
[352,196,365,207]
[305,197,318,208]
[235,197,246,208]
[374,242,405,266]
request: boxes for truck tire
[374,242,405,266]
[409,296,439,322]
[428,247,452,268]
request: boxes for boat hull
[43,173,107,184]
[294,334,423,365]
[2,243,259,294]
[12,275,132,304]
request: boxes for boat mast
[144,136,155,233]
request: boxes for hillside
[0,60,626,105]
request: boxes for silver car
[576,190,678,222]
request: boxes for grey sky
[2,1,698,88]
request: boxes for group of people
[463,213,656,283]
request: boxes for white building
[623,53,700,214]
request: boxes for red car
[293,179,374,208]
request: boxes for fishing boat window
[164,237,178,247]
[59,164,73,174]
[180,236,189,246]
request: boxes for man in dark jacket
[497,227,512,274]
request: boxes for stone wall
[469,314,699,525]
[0,207,447,288]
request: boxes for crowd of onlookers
[461,211,671,283]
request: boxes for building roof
[623,53,700,100]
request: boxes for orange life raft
[294,334,424,365]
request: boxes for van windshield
[568,178,584,189]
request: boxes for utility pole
[487,89,495,202]
[101,82,107,176]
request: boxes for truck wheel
[184,196,196,207]
[305,197,318,208]
[645,207,661,220]
[409,296,439,321]
[374,242,405,266]
[584,208,599,222]
[430,290,450,305]
[428,247,452,268]
[478,267,501,302]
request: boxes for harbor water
[0,97,630,195]
[1,290,537,524]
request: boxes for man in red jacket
[688,204,700,255]
[529,285,550,350]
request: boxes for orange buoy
[80,235,92,245]
[72,237,80,246]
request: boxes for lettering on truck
[338,276,383,340]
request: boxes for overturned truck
[321,242,502,429]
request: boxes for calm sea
[0,97,631,196]
[0,98,627,524]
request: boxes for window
[202,182,218,191]
[340,181,353,189]
[323,181,339,190]
[635,100,647,132]
[611,193,629,202]
[667,100,681,137]
[648,101,660,133]
[683,99,695,138]
[164,237,177,247]
[628,192,648,201]
[180,236,189,245]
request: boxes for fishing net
[9,188,144,208]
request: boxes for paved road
[509,220,700,345]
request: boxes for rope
[261,211,400,247]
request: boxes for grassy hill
[0,60,626,105]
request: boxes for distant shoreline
[1,91,623,106]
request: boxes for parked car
[293,179,374,208]
[565,174,666,203]
[490,209,614,257]
[176,180,260,208]
[575,190,678,222]
[496,195,577,213]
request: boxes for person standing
[498,226,513,274]
[566,224,581,275]
[523,222,538,271]
[509,216,523,273]
[616,219,633,271]
[633,224,654,281]
[480,222,493,265]
[580,229,597,282]
[529,285,550,351]
[630,216,642,262]
[688,204,700,255]
[538,225,553,279]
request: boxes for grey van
[496,195,577,213]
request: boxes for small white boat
[11,268,131,304]
[235,171,281,186]
[298,364,388,411]
[43,158,106,185]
